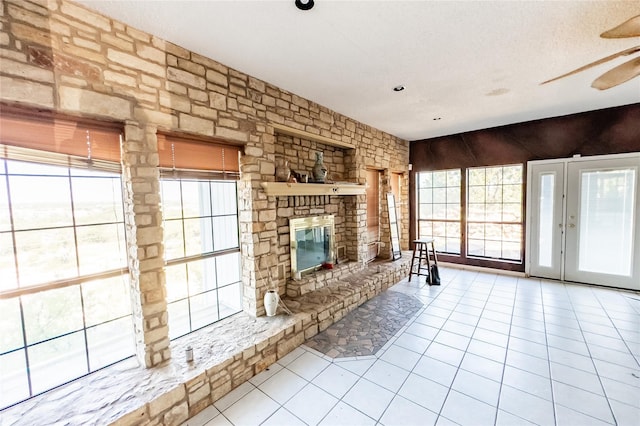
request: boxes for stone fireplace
[251,129,409,307]
[273,191,359,298]
[245,125,410,318]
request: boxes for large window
[415,165,524,264]
[161,178,242,339]
[0,157,134,409]
[0,115,243,408]
[416,169,461,254]
[467,164,523,261]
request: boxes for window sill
[0,312,301,425]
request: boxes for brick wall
[0,0,410,368]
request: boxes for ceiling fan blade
[541,46,640,85]
[591,57,640,90]
[601,15,640,38]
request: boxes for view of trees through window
[467,165,523,261]
[0,158,134,409]
[416,164,523,262]
[160,178,242,339]
[416,169,461,254]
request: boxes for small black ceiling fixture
[295,0,315,11]
[393,85,405,92]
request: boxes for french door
[528,162,565,280]
[527,154,640,290]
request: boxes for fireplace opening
[290,215,335,276]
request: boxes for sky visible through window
[160,178,242,340]
[0,159,134,409]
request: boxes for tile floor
[183,267,640,426]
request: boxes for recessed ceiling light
[295,0,314,11]
[393,85,405,92]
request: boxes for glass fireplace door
[289,215,335,275]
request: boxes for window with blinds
[157,132,240,179]
[0,111,135,409]
[157,133,242,339]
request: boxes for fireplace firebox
[290,215,335,276]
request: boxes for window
[161,179,242,339]
[0,112,132,409]
[157,133,242,340]
[467,164,523,261]
[416,169,461,254]
[415,164,524,265]
[0,114,243,408]
[0,158,133,409]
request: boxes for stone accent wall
[276,134,346,182]
[0,0,410,418]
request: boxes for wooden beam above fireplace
[261,182,366,196]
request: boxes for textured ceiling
[79,0,640,141]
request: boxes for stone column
[122,122,170,367]
[238,141,272,317]
[238,131,281,317]
[237,175,257,315]
[343,147,366,264]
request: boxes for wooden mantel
[261,182,366,196]
[272,123,355,149]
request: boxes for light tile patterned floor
[183,267,640,426]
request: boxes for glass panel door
[565,157,640,290]
[528,162,564,280]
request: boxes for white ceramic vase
[264,290,278,317]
